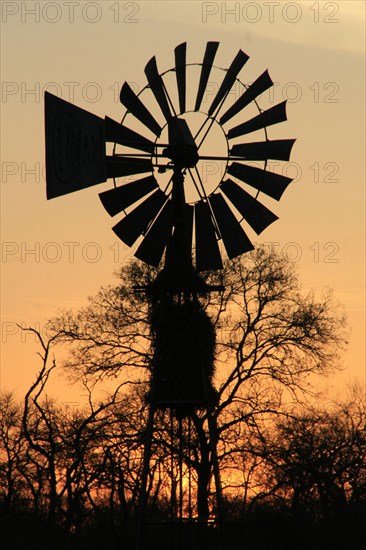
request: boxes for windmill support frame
[134,165,227,549]
[135,365,227,550]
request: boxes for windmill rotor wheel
[100,42,296,271]
[45,42,296,272]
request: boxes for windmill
[45,42,295,549]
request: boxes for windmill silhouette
[45,42,295,549]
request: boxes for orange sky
[1,1,365,404]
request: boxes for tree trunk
[197,461,211,520]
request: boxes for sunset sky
[1,1,365,405]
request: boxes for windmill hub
[163,142,199,169]
[163,117,199,169]
[155,112,228,202]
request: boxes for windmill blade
[227,162,292,201]
[208,50,249,116]
[112,189,167,246]
[195,201,223,271]
[220,70,273,124]
[135,200,173,266]
[228,101,287,139]
[106,156,152,178]
[175,42,187,114]
[221,178,278,234]
[145,56,172,121]
[105,116,155,154]
[120,82,161,136]
[99,175,158,217]
[230,139,296,161]
[209,193,254,259]
[195,41,219,111]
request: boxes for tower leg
[207,407,225,521]
[207,406,227,549]
[135,402,156,550]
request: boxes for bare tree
[0,393,27,514]
[45,247,347,519]
[16,327,147,546]
[251,385,366,519]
